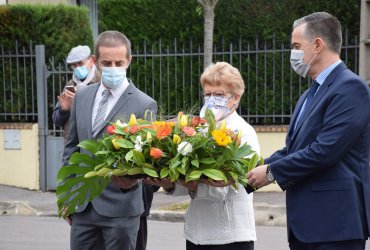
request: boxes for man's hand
[57,89,75,111]
[65,216,72,226]
[142,177,174,190]
[246,164,272,189]
[112,176,137,189]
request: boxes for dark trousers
[186,240,254,250]
[289,232,366,250]
[135,216,148,250]
[70,203,140,250]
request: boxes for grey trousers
[70,203,141,250]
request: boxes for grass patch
[160,201,189,211]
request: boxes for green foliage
[98,0,360,46]
[0,4,93,62]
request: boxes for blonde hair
[200,62,245,96]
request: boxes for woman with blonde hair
[147,62,260,250]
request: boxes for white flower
[134,136,143,152]
[116,119,128,128]
[177,141,193,156]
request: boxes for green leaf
[232,144,252,160]
[127,167,144,175]
[205,108,216,136]
[202,169,227,182]
[143,167,159,177]
[132,150,145,164]
[248,153,259,172]
[77,139,100,154]
[199,158,216,164]
[125,150,134,161]
[160,168,170,178]
[68,152,97,167]
[191,159,199,168]
[57,165,90,183]
[56,173,110,218]
[187,170,202,181]
[115,138,134,148]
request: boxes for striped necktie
[92,89,111,137]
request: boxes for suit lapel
[87,84,100,139]
[94,82,136,137]
[291,62,347,140]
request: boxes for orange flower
[156,125,172,139]
[191,117,201,127]
[130,125,139,134]
[182,126,196,136]
[150,147,163,159]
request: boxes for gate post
[36,45,47,191]
[359,0,370,85]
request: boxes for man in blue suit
[247,12,370,250]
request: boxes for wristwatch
[266,165,275,182]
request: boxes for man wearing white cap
[52,45,99,141]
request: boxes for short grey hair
[94,30,131,60]
[293,12,342,54]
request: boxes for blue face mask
[101,67,126,89]
[199,95,235,121]
[74,65,90,80]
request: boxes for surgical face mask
[74,65,90,80]
[101,67,126,89]
[290,40,317,78]
[199,95,235,121]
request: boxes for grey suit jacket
[62,79,158,217]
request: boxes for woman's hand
[142,177,174,190]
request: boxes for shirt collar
[314,60,342,85]
[98,77,129,97]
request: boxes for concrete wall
[0,123,39,190]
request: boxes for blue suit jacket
[266,62,370,243]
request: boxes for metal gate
[36,45,72,191]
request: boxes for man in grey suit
[62,30,157,250]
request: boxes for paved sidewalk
[0,184,286,226]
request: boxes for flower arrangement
[57,109,261,217]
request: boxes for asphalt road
[0,216,289,250]
[1,216,370,250]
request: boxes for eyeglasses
[202,91,226,97]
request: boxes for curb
[0,201,287,226]
[0,201,42,216]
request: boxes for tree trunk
[197,0,219,69]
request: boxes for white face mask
[199,95,235,121]
[290,40,317,78]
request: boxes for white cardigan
[171,111,260,245]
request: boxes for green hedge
[0,4,93,62]
[98,0,360,46]
[98,0,360,125]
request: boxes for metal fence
[0,31,360,126]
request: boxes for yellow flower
[220,120,227,132]
[111,138,120,150]
[180,115,188,127]
[129,114,137,126]
[146,131,152,142]
[211,129,232,147]
[153,121,166,126]
[173,134,181,144]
